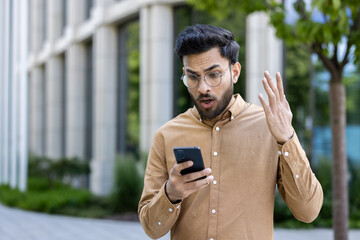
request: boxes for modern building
[0,0,282,195]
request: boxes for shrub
[110,154,144,212]
[28,154,90,187]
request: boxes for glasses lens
[183,74,199,88]
[205,71,221,87]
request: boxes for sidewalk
[1,203,360,240]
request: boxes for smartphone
[173,147,206,180]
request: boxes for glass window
[85,42,93,160]
[116,20,140,156]
[43,0,47,43]
[61,54,66,156]
[85,0,93,20]
[62,0,67,35]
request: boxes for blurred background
[0,0,359,233]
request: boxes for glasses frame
[181,64,233,89]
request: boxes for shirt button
[278,151,282,155]
[215,127,220,131]
[213,152,218,156]
[284,152,289,156]
[296,174,299,179]
[211,209,216,214]
[169,208,173,212]
[158,222,161,225]
[213,180,217,184]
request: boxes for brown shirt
[138,94,323,240]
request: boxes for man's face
[183,47,240,121]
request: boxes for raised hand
[258,71,294,144]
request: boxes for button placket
[208,124,221,238]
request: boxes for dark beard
[189,82,233,121]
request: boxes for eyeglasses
[181,64,232,89]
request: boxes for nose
[197,78,211,94]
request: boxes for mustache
[196,93,216,101]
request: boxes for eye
[187,73,199,81]
[207,71,220,79]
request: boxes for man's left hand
[258,71,294,144]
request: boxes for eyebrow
[186,64,221,75]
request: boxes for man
[138,24,323,240]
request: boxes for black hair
[175,24,240,64]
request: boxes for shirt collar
[191,94,247,126]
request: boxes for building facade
[0,0,282,195]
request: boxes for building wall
[23,0,283,195]
[0,0,29,191]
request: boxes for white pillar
[10,0,18,188]
[139,4,174,152]
[0,0,11,184]
[29,0,45,156]
[246,12,283,105]
[0,0,4,184]
[18,0,29,191]
[91,25,117,196]
[46,58,64,158]
[65,0,87,159]
[30,67,45,156]
[65,45,87,158]
[31,0,44,53]
[46,0,64,159]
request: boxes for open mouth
[200,98,215,109]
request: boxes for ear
[232,62,241,84]
[182,67,185,75]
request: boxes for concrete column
[246,12,283,105]
[46,0,64,158]
[29,67,45,156]
[90,25,117,196]
[67,0,86,27]
[65,0,87,159]
[10,0,18,188]
[139,4,174,152]
[0,0,10,184]
[47,0,63,41]
[46,58,64,158]
[65,45,87,158]
[28,0,45,156]
[18,0,29,191]
[31,0,44,53]
[0,0,4,184]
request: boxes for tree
[187,0,360,239]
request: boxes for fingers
[258,93,270,115]
[262,71,289,108]
[187,174,214,190]
[172,161,193,175]
[276,72,285,102]
[183,168,212,183]
[264,71,280,102]
[168,162,213,201]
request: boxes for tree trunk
[329,80,348,240]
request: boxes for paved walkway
[1,204,360,240]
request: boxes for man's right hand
[166,161,214,203]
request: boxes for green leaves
[186,0,359,66]
[187,0,268,20]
